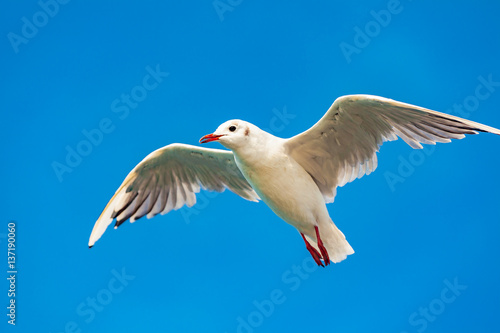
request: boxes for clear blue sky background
[2,1,500,332]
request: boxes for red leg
[315,226,330,266]
[301,233,324,267]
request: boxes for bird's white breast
[233,141,326,231]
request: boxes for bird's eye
[229,125,237,132]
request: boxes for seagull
[88,95,500,266]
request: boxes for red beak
[199,133,224,144]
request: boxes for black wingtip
[89,245,93,249]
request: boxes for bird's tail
[305,220,354,264]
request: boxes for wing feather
[285,94,500,203]
[89,143,259,247]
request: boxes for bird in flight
[88,95,500,266]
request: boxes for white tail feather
[305,221,354,263]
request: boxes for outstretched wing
[89,143,259,247]
[285,94,500,203]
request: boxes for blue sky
[2,1,500,332]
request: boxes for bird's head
[199,120,252,150]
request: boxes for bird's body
[231,125,354,263]
[88,94,500,266]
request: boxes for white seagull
[88,95,500,266]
